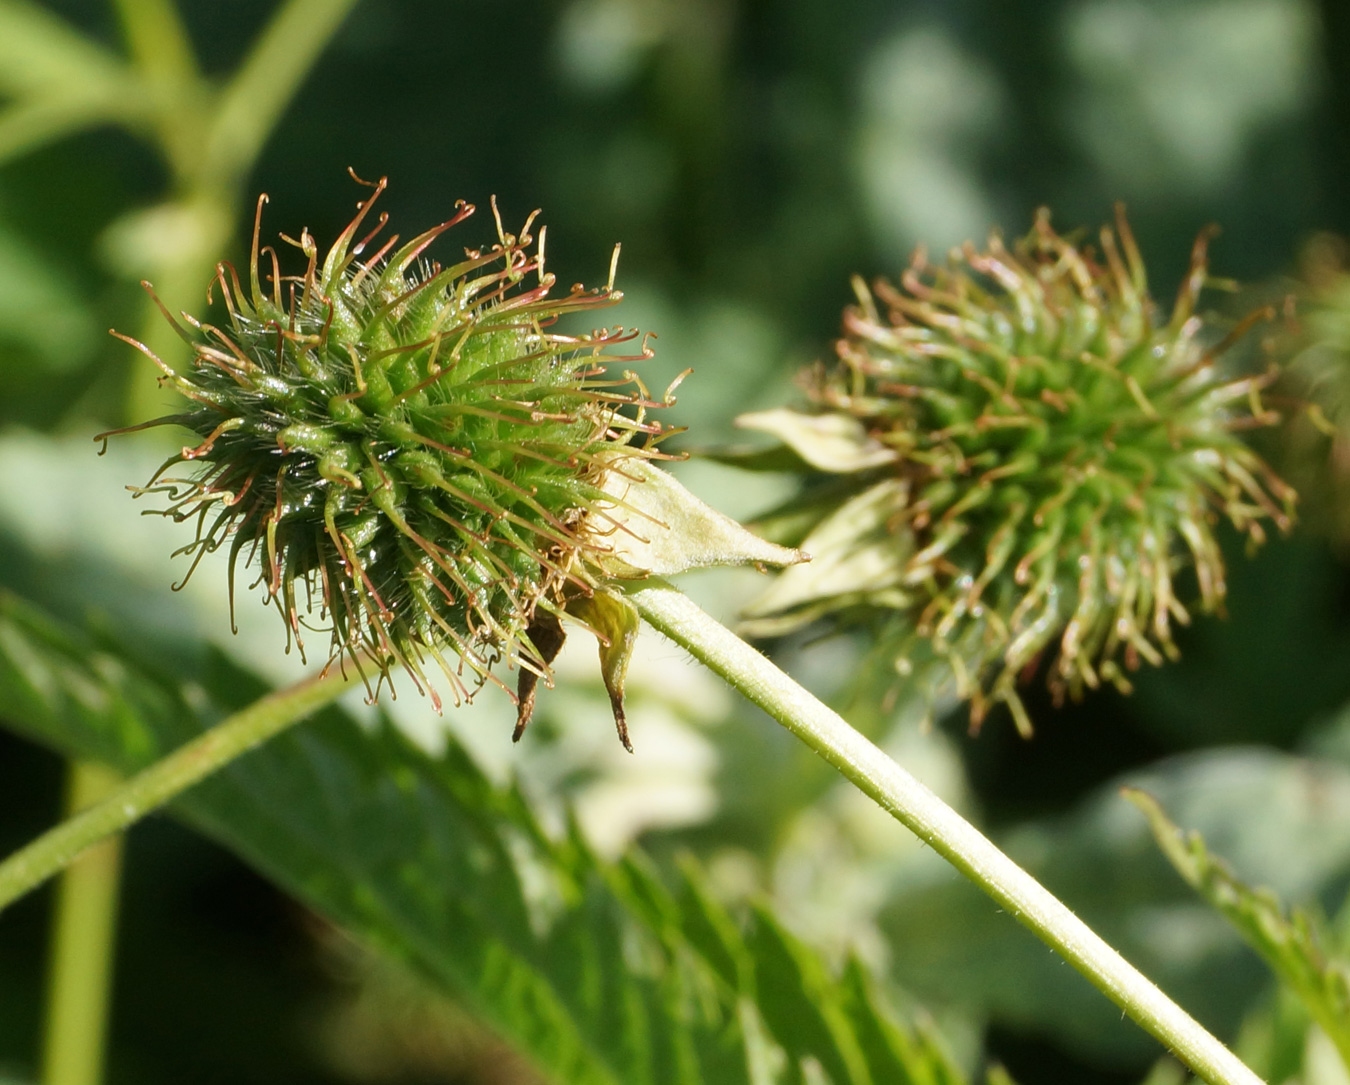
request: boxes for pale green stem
[0,665,353,916]
[114,0,198,85]
[123,0,361,423]
[204,0,364,181]
[41,762,124,1085]
[112,0,203,176]
[628,581,1264,1085]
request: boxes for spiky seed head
[1270,234,1350,547]
[100,174,672,715]
[740,208,1295,735]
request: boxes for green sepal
[588,455,807,579]
[736,407,898,473]
[741,479,914,636]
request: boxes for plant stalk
[122,0,360,424]
[0,665,353,916]
[628,581,1264,1085]
[40,762,124,1085]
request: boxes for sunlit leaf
[877,750,1350,1065]
[0,590,969,1085]
[1126,788,1350,1074]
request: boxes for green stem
[123,0,360,423]
[204,0,363,181]
[40,762,124,1085]
[0,665,353,916]
[628,581,1264,1085]
[112,0,203,176]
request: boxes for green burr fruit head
[740,208,1296,735]
[102,174,672,714]
[1270,234,1350,547]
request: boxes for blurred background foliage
[1,0,1349,1082]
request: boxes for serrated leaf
[745,905,873,1085]
[0,589,972,1085]
[674,856,752,993]
[876,749,1350,1065]
[837,956,969,1085]
[1126,788,1350,1074]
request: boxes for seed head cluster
[104,176,667,710]
[744,209,1294,734]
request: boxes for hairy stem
[41,762,124,1085]
[628,581,1262,1085]
[0,665,353,916]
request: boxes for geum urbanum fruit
[101,174,798,750]
[1269,233,1350,548]
[737,208,1295,736]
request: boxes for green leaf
[1126,788,1350,1074]
[876,749,1350,1065]
[0,590,968,1085]
[745,905,873,1085]
[0,222,98,369]
[837,958,969,1085]
[1231,983,1328,1085]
